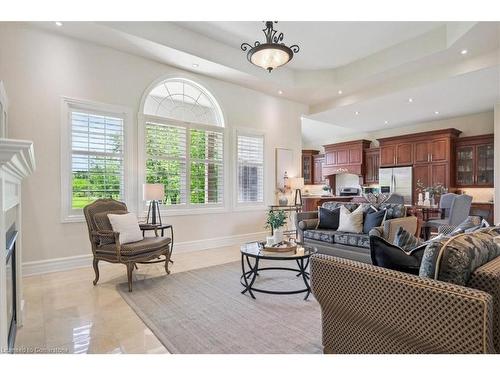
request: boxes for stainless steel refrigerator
[379,167,413,204]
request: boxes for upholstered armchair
[83,199,172,292]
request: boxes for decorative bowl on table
[261,240,297,253]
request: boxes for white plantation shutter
[71,110,124,209]
[237,134,264,203]
[145,121,187,205]
[189,128,224,205]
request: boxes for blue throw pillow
[363,209,387,234]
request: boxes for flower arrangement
[265,210,287,231]
[416,180,448,197]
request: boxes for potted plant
[265,210,287,244]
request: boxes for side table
[139,223,174,264]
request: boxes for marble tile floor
[15,245,240,354]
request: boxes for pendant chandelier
[241,21,300,73]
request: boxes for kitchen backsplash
[457,188,494,203]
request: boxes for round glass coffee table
[240,242,317,300]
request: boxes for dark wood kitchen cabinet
[414,138,450,164]
[302,150,319,185]
[379,142,413,166]
[323,140,371,177]
[313,154,325,185]
[455,134,494,187]
[364,148,380,184]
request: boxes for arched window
[142,78,225,208]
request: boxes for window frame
[141,113,227,214]
[233,128,267,210]
[60,97,133,223]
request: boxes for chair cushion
[107,212,143,244]
[419,230,500,286]
[337,205,364,233]
[394,226,423,251]
[334,232,370,248]
[98,237,171,257]
[317,207,340,230]
[370,235,425,275]
[304,229,336,243]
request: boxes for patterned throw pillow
[393,226,423,251]
[337,205,364,233]
[419,230,500,285]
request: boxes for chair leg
[126,263,134,292]
[164,249,171,275]
[92,258,100,286]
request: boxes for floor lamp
[143,183,164,225]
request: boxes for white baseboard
[22,231,267,276]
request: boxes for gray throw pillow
[393,226,423,251]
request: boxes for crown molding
[0,138,36,181]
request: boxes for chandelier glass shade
[241,21,299,72]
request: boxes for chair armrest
[382,216,418,241]
[310,254,495,353]
[469,256,500,353]
[91,230,120,244]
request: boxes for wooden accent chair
[83,199,171,292]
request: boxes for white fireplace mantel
[0,137,35,352]
[0,139,36,181]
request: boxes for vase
[423,198,431,207]
[273,228,284,244]
[278,196,288,206]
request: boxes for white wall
[0,23,307,263]
[303,111,494,150]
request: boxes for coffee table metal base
[240,254,311,300]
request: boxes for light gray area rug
[117,260,322,354]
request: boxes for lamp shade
[289,177,304,191]
[143,183,164,201]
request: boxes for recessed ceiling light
[461,49,468,55]
[384,120,389,124]
[338,90,343,95]
[408,98,413,103]
[434,111,440,115]
[55,21,63,27]
[192,63,199,68]
[278,90,283,95]
[355,111,359,115]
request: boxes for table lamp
[143,183,164,225]
[289,177,304,206]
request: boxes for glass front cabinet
[455,135,494,187]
